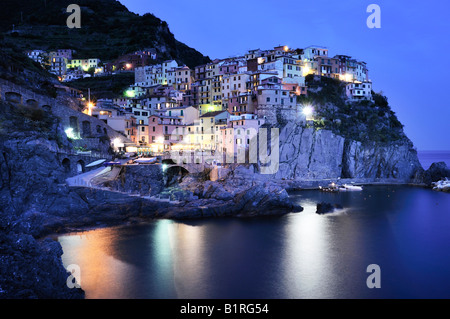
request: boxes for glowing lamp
[113,138,124,148]
[125,90,135,98]
[302,105,314,117]
[65,128,77,140]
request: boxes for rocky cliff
[271,122,421,182]
[260,75,424,183]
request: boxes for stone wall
[106,165,164,196]
[256,104,306,125]
[0,78,132,155]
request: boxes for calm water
[417,150,450,170]
[58,186,450,299]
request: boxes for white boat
[341,184,363,191]
[134,157,157,164]
[86,159,106,168]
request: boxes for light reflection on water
[59,186,450,299]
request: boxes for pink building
[221,114,265,158]
[282,82,308,96]
[147,115,189,151]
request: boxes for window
[266,97,270,102]
[141,127,145,132]
[152,127,155,132]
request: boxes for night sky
[122,0,450,151]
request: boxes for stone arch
[96,125,102,134]
[103,127,107,135]
[62,158,71,173]
[69,116,79,136]
[166,165,190,176]
[76,159,85,174]
[5,92,22,104]
[26,99,38,107]
[162,158,176,165]
[82,120,91,136]
[42,104,51,112]
[165,165,189,186]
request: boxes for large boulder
[316,202,343,215]
[414,162,450,186]
[0,232,84,299]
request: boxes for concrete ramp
[66,166,112,187]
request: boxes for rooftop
[199,110,229,118]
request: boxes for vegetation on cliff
[299,75,406,144]
[0,0,211,68]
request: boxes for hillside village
[25,45,373,156]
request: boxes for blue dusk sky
[121,0,450,151]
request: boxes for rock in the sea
[233,183,303,217]
[425,162,450,185]
[316,202,343,215]
[432,178,450,193]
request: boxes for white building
[303,46,328,60]
[26,50,47,65]
[346,81,373,101]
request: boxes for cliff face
[271,122,421,182]
[276,125,345,180]
[341,139,421,180]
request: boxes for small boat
[341,184,363,191]
[86,159,106,168]
[319,183,339,192]
[134,157,157,164]
[103,161,121,167]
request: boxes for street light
[302,105,314,118]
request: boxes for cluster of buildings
[25,48,158,82]
[26,49,102,81]
[26,45,373,156]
